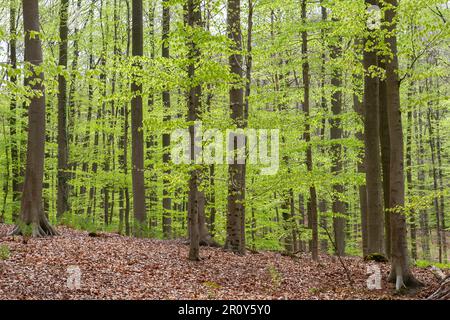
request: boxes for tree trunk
[119,0,132,236]
[225,0,246,255]
[352,39,368,257]
[9,0,21,221]
[186,0,203,261]
[131,0,146,236]
[406,84,417,260]
[435,108,447,262]
[385,0,420,288]
[56,0,70,219]
[364,0,384,255]
[427,104,442,263]
[146,2,158,232]
[416,103,430,260]
[301,0,318,261]
[330,39,346,256]
[379,64,391,258]
[10,0,57,237]
[162,0,172,239]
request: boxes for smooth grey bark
[11,0,57,237]
[385,0,420,288]
[363,0,384,255]
[225,0,246,255]
[131,0,147,236]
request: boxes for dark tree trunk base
[388,271,423,290]
[9,220,59,237]
[200,237,220,248]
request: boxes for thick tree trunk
[56,0,70,219]
[225,0,246,255]
[186,0,203,261]
[131,0,147,236]
[385,0,420,288]
[11,0,57,237]
[364,0,384,255]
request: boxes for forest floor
[0,224,445,300]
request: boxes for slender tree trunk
[353,39,368,257]
[119,0,132,236]
[146,1,158,231]
[406,84,417,260]
[9,0,20,221]
[1,120,10,223]
[162,0,172,238]
[319,4,328,254]
[302,0,318,261]
[435,109,447,262]
[67,0,81,205]
[427,104,442,263]
[379,62,391,258]
[330,39,346,256]
[11,0,57,237]
[416,104,430,260]
[80,0,95,213]
[56,0,70,219]
[385,0,420,288]
[244,0,253,122]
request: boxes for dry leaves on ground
[0,224,444,300]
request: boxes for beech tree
[225,0,246,255]
[384,0,421,288]
[363,0,384,255]
[10,0,57,236]
[0,0,446,279]
[131,0,146,235]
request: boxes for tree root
[9,220,59,238]
[388,271,424,291]
[199,238,221,248]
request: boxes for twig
[320,224,353,285]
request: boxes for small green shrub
[0,245,10,260]
[268,264,282,289]
[416,260,450,270]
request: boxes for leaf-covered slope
[0,224,443,300]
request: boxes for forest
[0,0,449,301]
